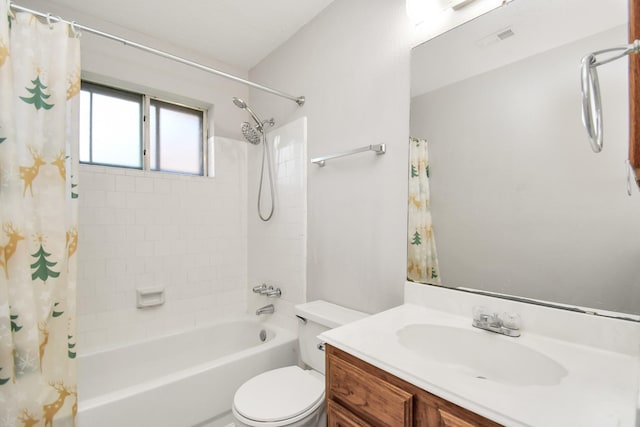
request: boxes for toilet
[232,300,367,427]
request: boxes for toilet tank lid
[294,300,368,328]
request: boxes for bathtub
[78,318,298,427]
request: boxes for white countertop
[320,303,639,427]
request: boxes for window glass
[91,93,142,168]
[150,100,203,175]
[80,83,142,168]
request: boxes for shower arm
[243,105,265,130]
[244,106,274,131]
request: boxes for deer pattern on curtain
[0,3,80,426]
[407,137,441,285]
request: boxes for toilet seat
[232,366,325,426]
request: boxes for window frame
[80,81,209,176]
[147,97,206,176]
[80,81,144,169]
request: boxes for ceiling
[33,0,336,70]
[411,0,627,97]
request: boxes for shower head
[232,97,247,109]
[232,97,264,129]
[241,122,263,145]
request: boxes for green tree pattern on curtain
[10,311,21,332]
[19,74,55,110]
[30,239,60,283]
[411,231,422,246]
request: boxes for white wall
[248,0,415,314]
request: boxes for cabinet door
[327,400,374,427]
[327,352,413,426]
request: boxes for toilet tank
[294,300,367,374]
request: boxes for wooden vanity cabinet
[326,345,502,427]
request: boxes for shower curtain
[407,137,441,285]
[0,3,80,426]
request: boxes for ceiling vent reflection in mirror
[406,0,478,24]
[476,26,516,47]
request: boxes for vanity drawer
[327,400,374,427]
[327,350,413,427]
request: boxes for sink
[397,324,568,386]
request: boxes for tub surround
[77,135,248,353]
[247,117,308,333]
[320,282,640,426]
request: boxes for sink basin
[397,324,567,386]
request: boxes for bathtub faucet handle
[260,285,275,295]
[265,287,282,298]
[252,284,268,294]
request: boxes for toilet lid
[233,366,324,423]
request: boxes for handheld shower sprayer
[232,97,274,131]
[232,97,276,221]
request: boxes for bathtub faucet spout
[256,304,275,315]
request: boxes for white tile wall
[77,137,248,352]
[248,117,307,331]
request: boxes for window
[80,82,207,175]
[150,100,203,175]
[80,83,142,168]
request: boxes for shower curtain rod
[8,3,306,106]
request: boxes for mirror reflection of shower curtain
[407,137,441,285]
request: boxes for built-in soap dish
[136,287,165,308]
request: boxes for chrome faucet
[252,283,282,298]
[256,304,275,315]
[472,306,521,337]
[265,287,281,298]
[252,284,267,293]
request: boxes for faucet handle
[254,284,275,295]
[252,284,268,293]
[266,287,282,298]
[488,312,503,327]
[500,312,521,330]
[472,306,490,322]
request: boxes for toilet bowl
[231,301,367,427]
[232,366,324,427]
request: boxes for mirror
[409,0,640,317]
